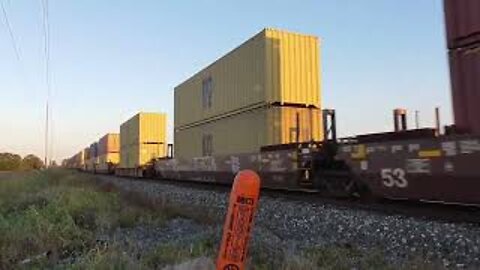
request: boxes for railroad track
[91,172,480,225]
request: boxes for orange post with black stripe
[216,170,261,270]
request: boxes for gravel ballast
[97,176,480,268]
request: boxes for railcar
[65,0,480,206]
[146,111,480,205]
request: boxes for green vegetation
[247,244,389,270]
[0,170,113,268]
[21,154,45,170]
[0,152,22,171]
[0,152,44,171]
[142,238,216,269]
[0,169,441,269]
[0,169,209,269]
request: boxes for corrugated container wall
[98,133,120,156]
[120,112,167,168]
[121,113,167,146]
[98,153,119,165]
[175,28,320,129]
[444,0,480,49]
[97,153,119,172]
[89,143,98,158]
[175,106,322,160]
[76,150,85,168]
[448,45,480,134]
[97,133,120,171]
[84,147,91,161]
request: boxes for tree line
[0,153,44,171]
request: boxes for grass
[142,237,216,269]
[71,245,143,270]
[0,170,118,268]
[70,238,217,270]
[0,169,217,269]
[247,244,391,270]
[0,169,446,270]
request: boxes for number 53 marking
[381,168,408,188]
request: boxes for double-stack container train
[63,0,480,206]
[117,112,168,177]
[96,133,120,174]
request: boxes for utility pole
[45,100,49,168]
[415,110,420,129]
[435,107,441,135]
[42,0,50,168]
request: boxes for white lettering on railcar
[459,140,480,154]
[229,156,240,173]
[269,160,287,172]
[391,145,403,153]
[444,161,454,172]
[360,161,368,171]
[381,168,408,188]
[342,146,352,153]
[366,147,375,154]
[193,157,217,171]
[305,170,310,180]
[409,144,420,153]
[442,141,457,156]
[376,145,387,152]
[301,148,310,154]
[406,159,431,174]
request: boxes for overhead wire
[1,0,53,165]
[0,0,21,62]
[0,0,33,91]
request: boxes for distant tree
[22,154,44,170]
[50,160,58,168]
[0,153,22,171]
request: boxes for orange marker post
[216,170,261,270]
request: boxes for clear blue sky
[0,0,451,162]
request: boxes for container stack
[445,0,480,134]
[75,150,85,170]
[119,112,167,172]
[87,142,98,172]
[97,133,120,173]
[83,147,91,171]
[174,28,323,160]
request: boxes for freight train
[63,0,480,206]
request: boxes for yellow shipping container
[85,158,95,172]
[120,112,167,168]
[98,133,120,156]
[175,28,321,129]
[120,112,167,146]
[174,106,323,160]
[84,147,91,161]
[99,153,119,164]
[121,144,165,168]
[97,152,120,172]
[76,150,85,168]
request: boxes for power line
[0,0,34,94]
[0,0,21,62]
[41,0,50,91]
